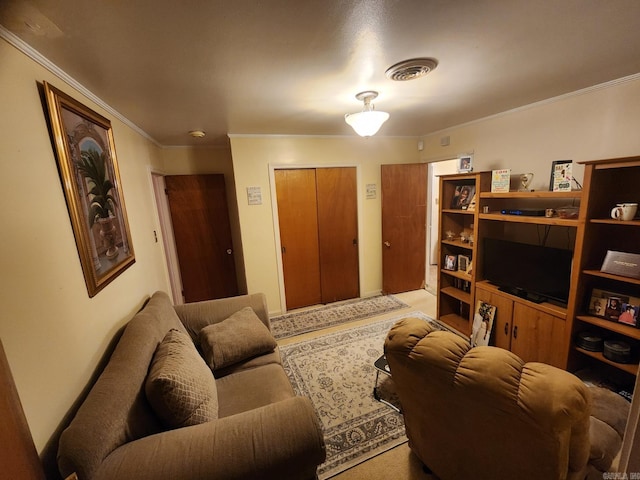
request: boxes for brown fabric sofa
[58,291,325,480]
[385,317,628,480]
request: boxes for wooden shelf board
[574,347,638,376]
[442,208,475,215]
[439,313,470,336]
[440,286,471,304]
[590,218,640,226]
[480,191,582,199]
[441,239,473,250]
[575,315,640,340]
[479,212,579,226]
[475,280,567,319]
[583,270,640,286]
[441,269,473,282]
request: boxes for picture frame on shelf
[43,82,135,297]
[457,255,470,273]
[491,169,511,193]
[471,301,496,347]
[549,160,572,192]
[589,288,640,326]
[444,254,457,271]
[450,184,476,210]
[457,155,473,173]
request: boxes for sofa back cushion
[57,292,188,480]
[146,329,218,427]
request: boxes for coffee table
[373,354,400,412]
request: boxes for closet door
[275,169,322,310]
[317,167,359,303]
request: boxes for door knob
[384,241,391,248]
[226,249,232,255]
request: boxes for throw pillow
[199,307,277,371]
[145,329,218,428]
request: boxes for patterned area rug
[271,295,408,340]
[280,311,446,479]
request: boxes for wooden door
[165,174,238,303]
[0,340,46,480]
[275,169,322,310]
[381,163,427,294]
[317,167,359,303]
[512,303,566,367]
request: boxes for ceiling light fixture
[189,130,206,138]
[344,91,389,137]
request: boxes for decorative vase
[98,217,119,259]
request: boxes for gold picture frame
[43,82,135,297]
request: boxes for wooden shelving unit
[436,172,491,335]
[567,156,640,378]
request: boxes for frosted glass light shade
[344,110,390,137]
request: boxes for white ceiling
[2,0,640,147]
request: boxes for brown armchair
[385,317,627,480]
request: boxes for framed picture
[549,160,572,192]
[458,255,470,273]
[588,288,640,327]
[43,82,135,297]
[471,301,496,347]
[457,155,473,173]
[444,254,457,271]
[450,184,476,210]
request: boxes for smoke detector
[189,130,206,138]
[385,58,438,81]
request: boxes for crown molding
[0,25,161,147]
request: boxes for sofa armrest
[174,293,270,341]
[94,396,325,480]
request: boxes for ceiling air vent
[385,58,438,81]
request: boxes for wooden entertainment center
[437,156,640,380]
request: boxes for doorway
[426,159,459,293]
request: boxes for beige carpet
[279,289,440,480]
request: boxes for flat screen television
[482,237,573,305]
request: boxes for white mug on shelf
[610,203,638,221]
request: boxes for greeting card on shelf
[550,160,572,192]
[491,169,511,193]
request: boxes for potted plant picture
[76,148,119,259]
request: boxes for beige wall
[228,136,421,314]
[420,76,640,187]
[0,38,170,453]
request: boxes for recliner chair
[384,317,628,480]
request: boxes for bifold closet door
[275,169,323,310]
[275,167,359,310]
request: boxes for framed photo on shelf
[457,155,473,173]
[444,254,457,271]
[471,301,496,347]
[450,184,476,210]
[588,288,640,327]
[549,160,572,192]
[458,255,470,273]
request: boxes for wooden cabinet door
[381,163,427,294]
[165,174,238,303]
[275,169,322,310]
[316,167,359,303]
[475,285,514,351]
[512,303,566,367]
